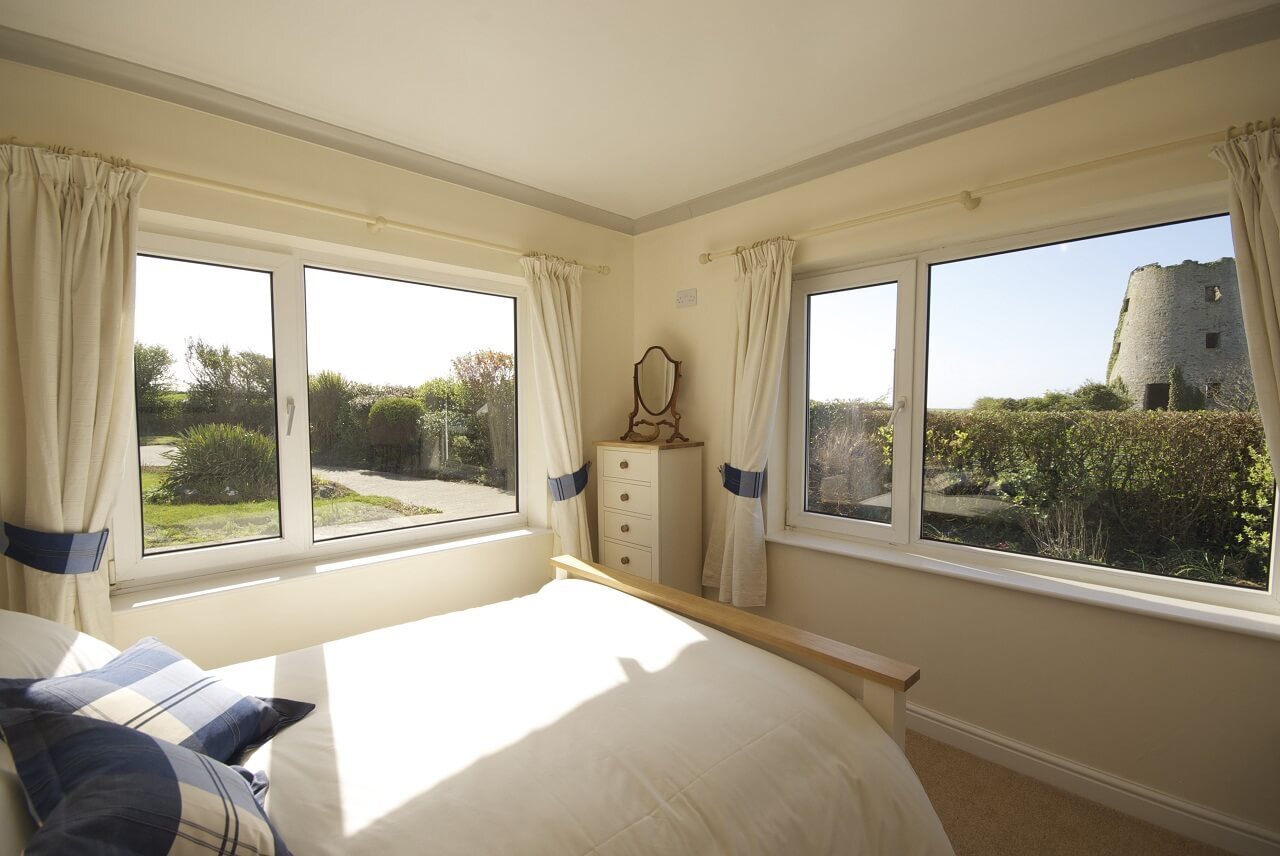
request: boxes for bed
[203,556,954,855]
[2,555,950,854]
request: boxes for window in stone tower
[1206,332,1220,349]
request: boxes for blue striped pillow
[0,637,312,765]
[0,707,291,855]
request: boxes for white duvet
[215,578,953,855]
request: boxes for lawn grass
[140,468,442,552]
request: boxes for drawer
[601,539,653,581]
[598,447,654,483]
[600,479,652,515]
[603,509,653,548]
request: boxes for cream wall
[0,59,634,658]
[3,34,1279,840]
[633,41,1280,834]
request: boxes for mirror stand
[621,345,689,444]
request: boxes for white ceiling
[0,0,1272,219]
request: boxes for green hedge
[804,402,1275,586]
[921,410,1272,584]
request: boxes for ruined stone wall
[1107,258,1249,407]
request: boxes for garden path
[311,465,513,520]
[139,444,176,467]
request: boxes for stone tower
[1107,258,1251,409]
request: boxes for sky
[135,260,515,389]
[807,214,1235,409]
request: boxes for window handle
[891,396,908,421]
[286,397,296,436]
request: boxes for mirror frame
[621,345,689,443]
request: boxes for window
[786,210,1277,614]
[789,261,915,541]
[1206,285,1221,302]
[133,255,281,554]
[1206,332,1221,349]
[115,234,528,586]
[304,267,517,542]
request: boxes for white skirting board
[907,704,1280,856]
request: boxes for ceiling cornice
[633,3,1280,233]
[0,25,635,234]
[3,7,1279,237]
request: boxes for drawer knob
[621,556,631,566]
[620,493,630,502]
[620,524,630,533]
[619,460,629,470]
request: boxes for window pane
[805,281,897,523]
[924,215,1274,590]
[134,256,280,554]
[304,268,517,541]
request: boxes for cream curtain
[521,255,593,560]
[0,145,147,635]
[1213,127,1280,469]
[703,238,796,607]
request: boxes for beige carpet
[906,732,1232,856]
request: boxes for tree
[451,350,515,478]
[183,339,276,433]
[973,380,1132,412]
[134,343,174,409]
[1072,381,1132,412]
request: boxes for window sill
[111,526,551,612]
[765,528,1280,641]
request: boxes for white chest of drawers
[594,440,703,594]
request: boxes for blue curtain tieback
[548,461,591,502]
[720,463,765,498]
[1,522,110,574]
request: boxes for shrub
[153,423,277,504]
[368,396,424,446]
[368,396,424,472]
[308,370,352,459]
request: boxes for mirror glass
[637,347,676,414]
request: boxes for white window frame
[787,260,916,544]
[776,193,1280,619]
[114,229,536,589]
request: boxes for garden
[807,381,1275,589]
[135,341,515,552]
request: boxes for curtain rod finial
[597,265,611,275]
[367,216,387,233]
[959,191,981,211]
[698,252,713,264]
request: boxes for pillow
[0,608,121,678]
[0,636,313,765]
[0,707,292,855]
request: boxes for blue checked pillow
[0,707,291,855]
[0,637,312,765]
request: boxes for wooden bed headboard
[550,555,919,747]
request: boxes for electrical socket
[676,288,698,307]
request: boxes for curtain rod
[697,125,1257,266]
[3,136,611,276]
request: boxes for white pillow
[0,608,121,679]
